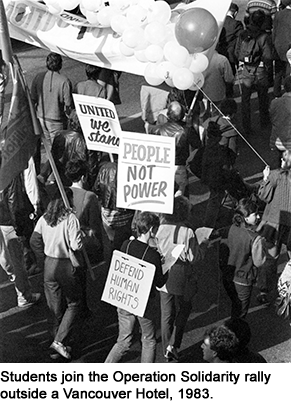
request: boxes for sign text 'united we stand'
[73,94,121,154]
[116,131,175,214]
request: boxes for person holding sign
[156,196,209,362]
[105,212,167,363]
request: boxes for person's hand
[263,165,270,181]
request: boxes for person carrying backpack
[235,10,273,135]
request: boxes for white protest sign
[116,131,175,214]
[101,250,155,318]
[73,94,121,154]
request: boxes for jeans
[105,299,156,363]
[0,225,32,304]
[44,256,83,344]
[233,283,253,319]
[273,59,288,98]
[160,291,192,355]
[38,118,66,148]
[241,66,270,133]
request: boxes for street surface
[1,0,291,364]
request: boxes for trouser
[233,283,253,319]
[160,291,192,355]
[105,298,156,363]
[273,59,288,98]
[102,219,133,252]
[44,256,83,344]
[241,66,270,133]
[0,225,32,304]
[204,188,226,229]
[174,165,188,197]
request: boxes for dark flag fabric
[0,62,36,191]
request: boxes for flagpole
[0,0,95,280]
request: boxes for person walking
[104,212,167,363]
[235,10,273,135]
[30,188,84,360]
[156,196,208,361]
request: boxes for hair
[43,187,74,227]
[65,159,88,183]
[220,98,237,117]
[232,198,258,227]
[229,2,239,13]
[161,195,190,224]
[205,326,238,362]
[224,318,251,350]
[167,101,185,122]
[135,212,160,237]
[250,9,266,28]
[85,64,102,81]
[284,76,291,93]
[68,109,82,133]
[46,52,62,72]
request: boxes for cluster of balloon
[42,0,218,90]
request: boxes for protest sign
[116,131,175,214]
[73,94,121,154]
[101,250,156,318]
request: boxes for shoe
[50,345,72,360]
[50,341,71,360]
[256,293,270,306]
[18,293,41,308]
[165,345,179,361]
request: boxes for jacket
[0,174,34,237]
[235,24,273,69]
[227,224,267,286]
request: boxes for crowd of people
[1,0,291,363]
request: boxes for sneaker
[18,293,41,308]
[256,293,270,306]
[50,341,71,360]
[50,345,72,360]
[165,345,179,361]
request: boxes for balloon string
[191,86,269,167]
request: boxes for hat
[282,0,291,6]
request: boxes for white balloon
[138,0,155,10]
[145,44,163,63]
[98,6,119,27]
[156,61,177,80]
[147,0,171,24]
[81,0,103,12]
[134,49,148,63]
[191,72,205,90]
[110,14,128,34]
[120,41,135,56]
[47,4,63,14]
[144,21,166,45]
[122,26,144,48]
[163,41,190,68]
[126,5,147,26]
[58,0,79,10]
[144,63,164,86]
[172,68,194,90]
[189,53,209,74]
[86,10,99,24]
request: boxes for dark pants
[234,283,253,319]
[273,59,288,98]
[204,188,226,229]
[44,257,83,344]
[241,66,270,133]
[160,291,192,355]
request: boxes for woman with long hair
[30,188,83,360]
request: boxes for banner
[101,250,156,318]
[73,94,121,154]
[2,0,231,76]
[0,62,36,191]
[116,131,175,214]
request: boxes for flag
[0,62,37,191]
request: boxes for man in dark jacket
[272,0,291,97]
[217,3,244,97]
[235,10,273,135]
